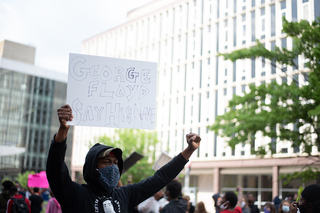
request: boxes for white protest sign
[67,53,157,129]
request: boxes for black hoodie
[46,136,188,213]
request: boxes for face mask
[241,201,246,208]
[96,164,120,191]
[264,207,270,213]
[282,205,290,212]
[219,201,229,211]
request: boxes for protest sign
[67,53,157,129]
[152,152,172,170]
[28,171,49,188]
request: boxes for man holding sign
[46,105,201,213]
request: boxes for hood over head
[83,143,123,191]
[301,184,320,203]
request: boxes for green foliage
[17,170,35,189]
[280,167,320,185]
[93,129,159,185]
[209,17,320,157]
[1,177,13,184]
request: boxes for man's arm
[27,186,34,195]
[46,104,75,211]
[236,186,243,207]
[121,133,201,210]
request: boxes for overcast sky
[0,0,154,73]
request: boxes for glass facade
[222,174,273,209]
[0,68,72,179]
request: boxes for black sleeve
[119,153,188,210]
[46,136,79,211]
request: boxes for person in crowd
[194,201,207,213]
[0,180,14,213]
[15,182,26,197]
[160,180,187,213]
[218,191,242,213]
[182,196,195,213]
[137,190,164,213]
[212,193,221,213]
[278,200,290,213]
[235,186,249,213]
[45,189,62,213]
[247,193,260,213]
[46,104,201,213]
[29,187,44,213]
[289,184,320,213]
[6,186,31,213]
[240,195,250,213]
[273,196,281,213]
[158,195,169,212]
[263,202,276,213]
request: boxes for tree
[92,129,159,185]
[16,170,35,189]
[209,18,320,180]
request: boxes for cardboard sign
[67,53,157,129]
[152,152,173,170]
[28,171,49,188]
[123,151,144,173]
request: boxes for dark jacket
[46,136,188,213]
[248,204,260,213]
[0,190,11,213]
[160,198,187,213]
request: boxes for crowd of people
[0,180,61,213]
[212,184,320,213]
[1,104,320,213]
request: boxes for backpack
[11,197,29,213]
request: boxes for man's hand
[55,105,73,142]
[290,202,298,213]
[57,104,73,129]
[186,133,201,150]
[181,133,201,160]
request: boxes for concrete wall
[0,40,35,64]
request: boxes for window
[281,38,287,48]
[251,57,256,78]
[224,88,227,95]
[261,7,265,16]
[242,85,246,92]
[292,0,297,22]
[281,1,286,10]
[271,4,276,37]
[242,14,246,21]
[251,11,255,41]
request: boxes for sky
[0,0,154,74]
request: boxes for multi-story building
[0,40,73,180]
[75,0,320,211]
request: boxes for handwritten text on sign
[67,54,157,129]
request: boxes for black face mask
[297,203,309,213]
